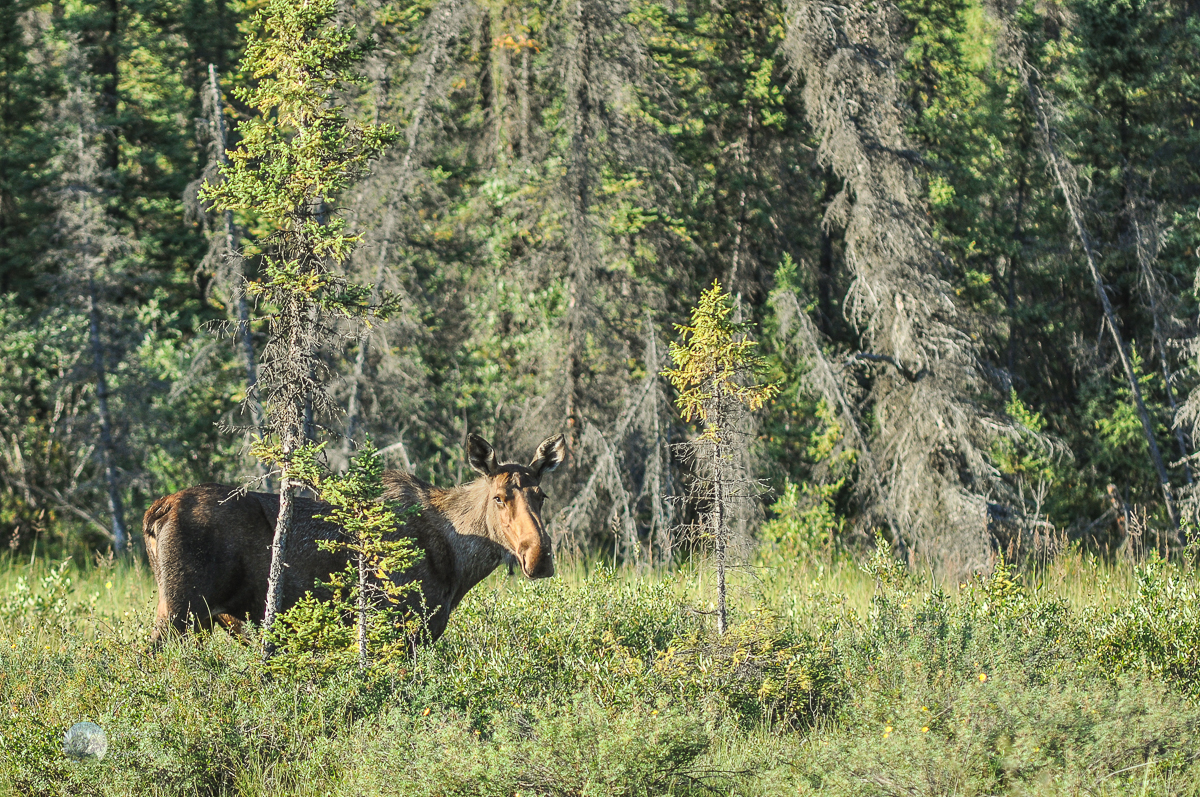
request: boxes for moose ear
[529,434,567,477]
[466,434,498,477]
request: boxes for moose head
[466,433,566,579]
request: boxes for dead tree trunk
[263,458,295,654]
[1003,46,1177,529]
[208,65,267,460]
[344,2,457,454]
[262,295,311,653]
[710,413,727,635]
[1128,202,1192,485]
[86,275,127,553]
[563,0,595,452]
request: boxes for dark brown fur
[144,434,565,644]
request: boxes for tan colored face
[467,432,565,578]
[485,467,554,579]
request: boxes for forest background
[1,0,1199,575]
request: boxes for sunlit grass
[3,546,1200,795]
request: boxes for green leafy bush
[360,697,714,797]
[1087,557,1200,699]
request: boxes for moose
[143,433,565,645]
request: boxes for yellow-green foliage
[263,592,356,678]
[651,608,839,729]
[663,279,780,436]
[760,480,846,565]
[201,0,397,261]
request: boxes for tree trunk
[87,275,127,553]
[208,65,267,452]
[563,0,593,452]
[1005,163,1028,376]
[1033,93,1177,529]
[262,467,294,655]
[1065,193,1177,528]
[1128,204,1193,486]
[357,547,368,670]
[990,4,1179,531]
[519,16,531,160]
[710,392,727,636]
[99,0,120,172]
[344,8,453,452]
[263,297,308,654]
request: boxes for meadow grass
[2,545,1200,795]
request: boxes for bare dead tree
[983,0,1180,532]
[316,0,486,482]
[769,283,903,544]
[552,319,676,565]
[47,47,131,552]
[342,0,464,460]
[557,0,672,452]
[782,0,1033,573]
[1127,194,1193,486]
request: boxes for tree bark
[263,468,294,655]
[263,297,309,655]
[87,275,127,553]
[208,65,266,446]
[357,547,368,669]
[710,391,727,636]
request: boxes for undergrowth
[3,546,1200,795]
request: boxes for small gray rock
[63,721,107,761]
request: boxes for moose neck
[432,476,507,593]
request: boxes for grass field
[2,542,1200,796]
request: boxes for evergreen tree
[264,439,421,675]
[45,44,135,552]
[201,0,398,650]
[665,280,778,634]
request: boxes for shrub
[349,695,715,797]
[1086,556,1200,699]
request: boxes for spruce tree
[201,0,398,654]
[665,281,778,634]
[46,44,132,553]
[265,439,421,675]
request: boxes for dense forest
[1,0,1198,575]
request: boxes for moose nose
[518,539,554,579]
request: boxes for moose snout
[518,538,555,579]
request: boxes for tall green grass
[3,546,1200,795]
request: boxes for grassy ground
[2,543,1199,796]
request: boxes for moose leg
[149,593,218,648]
